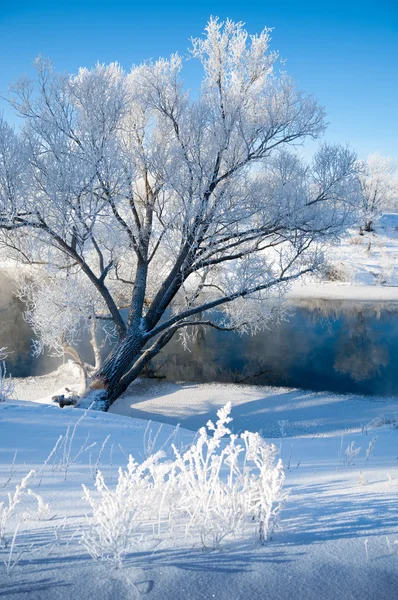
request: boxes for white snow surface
[109,378,398,438]
[2,367,398,599]
[289,213,398,301]
[289,281,398,301]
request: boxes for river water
[152,298,398,396]
[1,272,397,396]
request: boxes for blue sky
[0,0,397,159]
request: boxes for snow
[289,281,398,301]
[289,213,398,301]
[11,362,83,404]
[2,371,398,599]
[109,379,398,438]
[4,208,398,597]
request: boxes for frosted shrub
[50,406,97,480]
[344,441,362,466]
[82,403,286,566]
[365,437,377,465]
[0,472,52,576]
[25,490,51,521]
[174,403,286,548]
[82,470,138,569]
[173,405,244,548]
[240,431,286,544]
[81,450,170,568]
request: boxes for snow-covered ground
[328,214,398,288]
[2,367,398,599]
[11,365,398,437]
[289,213,398,301]
[109,378,398,437]
[289,281,398,301]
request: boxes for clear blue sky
[0,0,397,159]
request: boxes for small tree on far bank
[358,153,398,233]
[0,18,362,410]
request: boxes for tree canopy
[0,18,362,408]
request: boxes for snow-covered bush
[174,404,286,548]
[323,264,347,282]
[81,403,286,567]
[81,450,172,568]
[0,349,14,402]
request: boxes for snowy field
[0,368,397,599]
[290,214,398,301]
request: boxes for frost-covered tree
[358,153,398,232]
[0,18,362,409]
[16,273,112,390]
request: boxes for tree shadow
[116,380,396,437]
[0,577,71,596]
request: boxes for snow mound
[12,360,81,403]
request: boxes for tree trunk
[78,329,146,410]
[364,220,373,232]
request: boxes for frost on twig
[344,441,361,466]
[0,471,35,548]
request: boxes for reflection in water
[1,270,398,396]
[333,311,389,382]
[154,299,398,396]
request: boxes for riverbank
[12,365,398,438]
[2,216,398,309]
[289,281,398,302]
[288,213,398,301]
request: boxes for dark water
[152,299,398,396]
[1,271,398,396]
